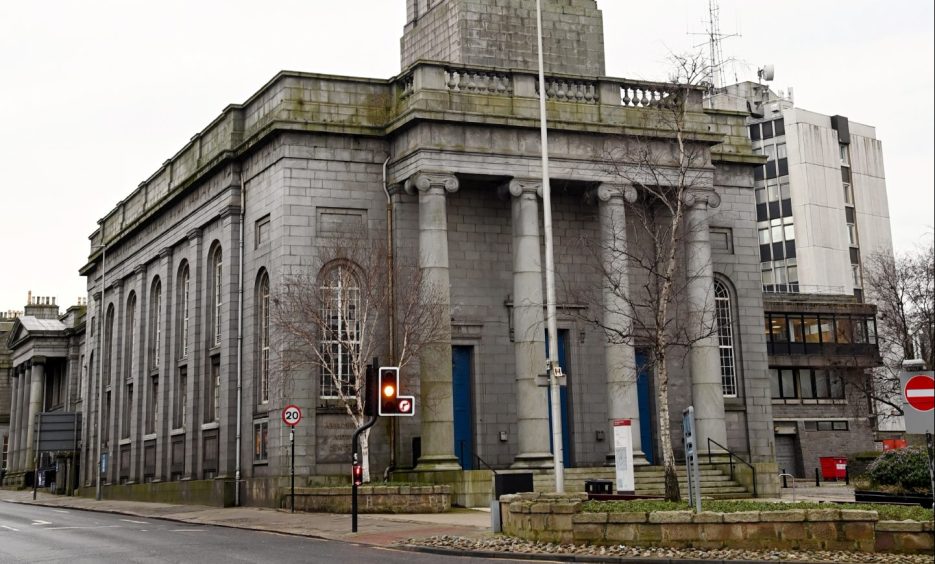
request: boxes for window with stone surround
[319,263,360,399]
[714,280,738,397]
[177,262,190,359]
[149,278,162,371]
[210,247,223,347]
[256,270,270,404]
[124,292,136,380]
[253,419,268,463]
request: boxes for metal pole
[535,0,564,495]
[290,428,295,513]
[96,245,106,501]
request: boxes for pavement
[0,489,493,548]
[1,483,863,559]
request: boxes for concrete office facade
[77,0,778,505]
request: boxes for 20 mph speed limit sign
[282,404,302,427]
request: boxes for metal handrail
[778,473,796,502]
[707,438,758,497]
[474,454,498,476]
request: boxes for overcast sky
[1,0,932,311]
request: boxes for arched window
[714,279,738,397]
[104,304,115,385]
[256,270,271,403]
[124,292,136,379]
[211,247,223,346]
[150,278,162,370]
[319,263,360,399]
[177,262,190,359]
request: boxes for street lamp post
[92,243,106,501]
[535,0,565,494]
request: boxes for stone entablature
[500,493,934,554]
[83,61,747,258]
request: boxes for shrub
[866,447,932,493]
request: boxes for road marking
[170,528,207,532]
[31,520,52,526]
[45,525,122,531]
[1,525,19,532]
[52,509,70,514]
[120,519,148,524]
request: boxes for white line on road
[45,525,122,531]
[31,520,52,526]
[52,509,70,514]
[1,525,19,532]
[120,519,148,524]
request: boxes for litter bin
[493,472,534,499]
[819,456,847,480]
[584,479,614,495]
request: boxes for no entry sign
[905,375,935,412]
[900,371,935,434]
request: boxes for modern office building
[715,81,894,476]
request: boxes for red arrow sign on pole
[904,375,935,412]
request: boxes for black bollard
[845,466,849,485]
[782,468,788,488]
[815,467,820,487]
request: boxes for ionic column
[404,171,461,471]
[8,368,20,471]
[683,189,727,453]
[595,183,648,465]
[504,179,552,468]
[25,357,47,469]
[18,364,30,470]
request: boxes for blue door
[545,330,572,468]
[452,345,474,470]
[635,348,655,465]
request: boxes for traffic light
[352,463,363,486]
[378,367,399,416]
[362,365,378,417]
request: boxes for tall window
[256,271,271,403]
[211,248,223,346]
[124,292,136,379]
[210,357,221,421]
[319,264,360,399]
[714,280,738,397]
[175,366,187,429]
[146,375,158,435]
[177,262,190,359]
[150,279,162,370]
[122,383,133,438]
[104,304,115,385]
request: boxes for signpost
[682,407,702,513]
[613,419,635,493]
[282,404,301,513]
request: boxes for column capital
[500,178,542,199]
[682,189,721,210]
[133,263,146,276]
[158,247,173,260]
[591,183,638,204]
[31,356,47,367]
[186,228,202,242]
[404,171,459,195]
[110,278,123,290]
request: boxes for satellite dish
[758,65,775,82]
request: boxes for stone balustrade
[500,493,934,555]
[87,62,711,253]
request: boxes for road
[0,500,533,564]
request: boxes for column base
[510,452,555,469]
[605,450,651,466]
[414,454,462,472]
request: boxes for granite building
[76,0,779,506]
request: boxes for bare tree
[860,242,935,421]
[572,53,720,502]
[270,238,447,482]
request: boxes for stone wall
[500,493,934,554]
[283,484,451,513]
[76,479,236,507]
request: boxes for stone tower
[401,0,606,76]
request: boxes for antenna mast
[706,0,726,89]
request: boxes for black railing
[459,440,498,475]
[707,438,758,498]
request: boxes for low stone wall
[283,485,451,513]
[76,479,236,507]
[500,493,934,554]
[391,469,492,508]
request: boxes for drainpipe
[235,173,246,506]
[382,156,397,479]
